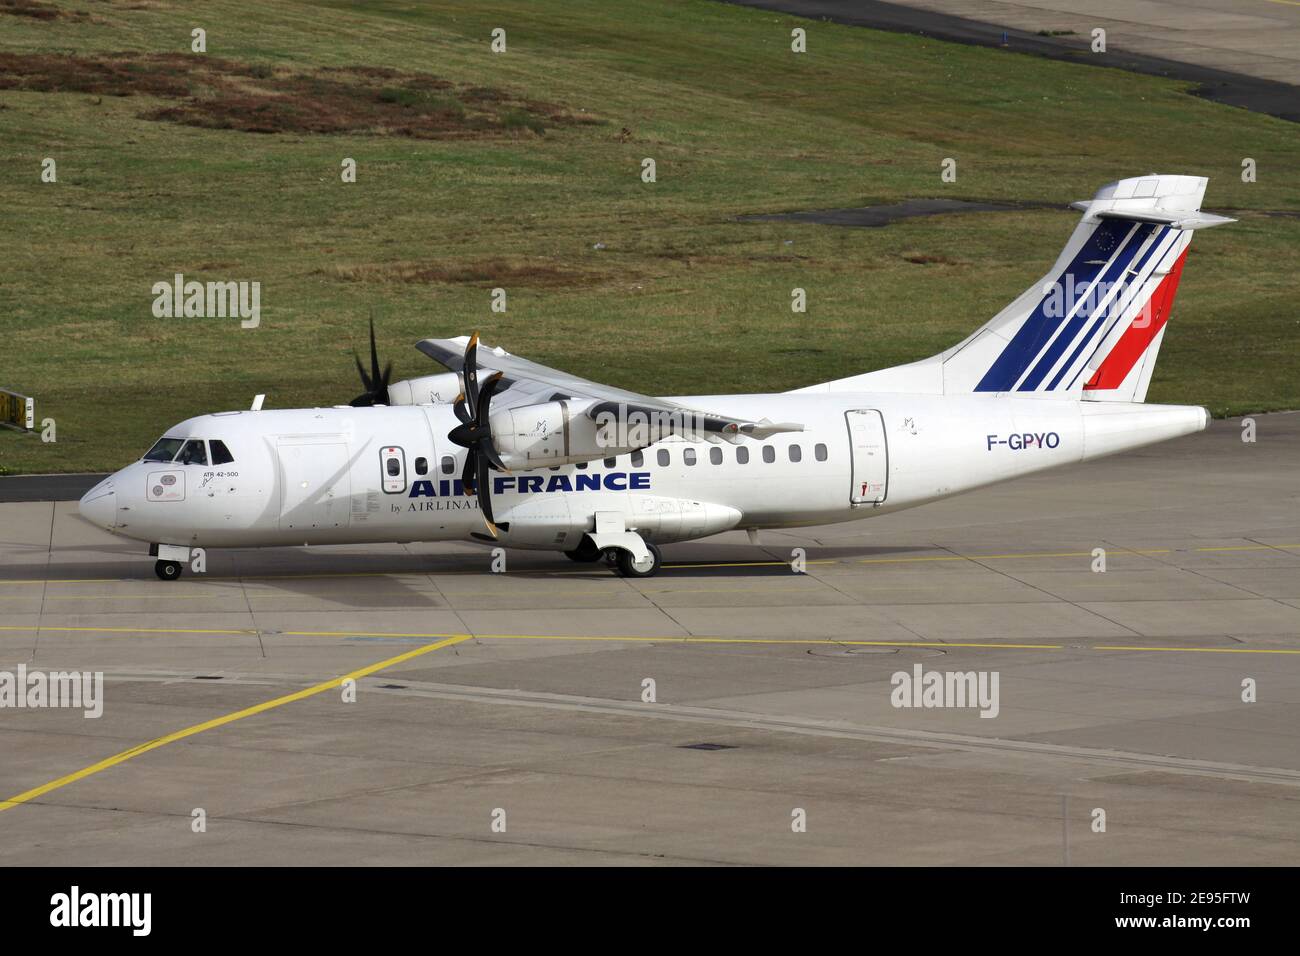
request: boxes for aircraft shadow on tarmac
[2,541,945,586]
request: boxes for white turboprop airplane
[80,175,1230,580]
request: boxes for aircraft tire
[613,541,661,578]
[155,559,183,581]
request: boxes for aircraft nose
[78,479,117,531]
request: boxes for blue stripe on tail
[974,219,1141,392]
[1016,224,1159,391]
[1046,227,1170,391]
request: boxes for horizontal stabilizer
[1070,202,1235,230]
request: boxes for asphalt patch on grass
[0,53,599,138]
[724,0,1300,124]
[737,198,1062,228]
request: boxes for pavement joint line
[0,540,1296,587]
[0,634,472,815]
[1093,645,1300,654]
[4,622,1299,654]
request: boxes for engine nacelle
[387,373,462,406]
[490,399,662,469]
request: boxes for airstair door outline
[846,409,888,505]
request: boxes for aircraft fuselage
[78,393,1207,554]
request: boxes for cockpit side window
[143,437,184,463]
[178,439,209,466]
[209,439,235,465]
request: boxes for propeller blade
[476,451,496,535]
[476,371,503,421]
[348,317,392,406]
[446,334,500,536]
[463,333,480,410]
[353,354,372,392]
[461,451,477,496]
[368,317,383,388]
[481,442,507,473]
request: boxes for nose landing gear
[151,543,191,581]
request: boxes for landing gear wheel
[155,559,183,581]
[614,541,661,579]
[564,539,603,562]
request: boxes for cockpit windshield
[178,439,208,466]
[143,437,185,463]
[210,439,234,465]
[141,437,236,465]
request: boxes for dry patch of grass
[0,0,89,20]
[0,53,600,137]
[321,257,611,288]
[900,252,964,265]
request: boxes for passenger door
[846,409,888,504]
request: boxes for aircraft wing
[415,336,803,442]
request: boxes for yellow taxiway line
[0,635,471,814]
[4,625,1298,815]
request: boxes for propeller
[446,333,508,536]
[349,316,393,407]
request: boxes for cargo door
[278,440,351,530]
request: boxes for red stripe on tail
[1085,248,1188,391]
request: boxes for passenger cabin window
[815,443,828,462]
[657,449,670,467]
[209,439,235,465]
[440,456,455,475]
[683,448,697,466]
[178,439,208,466]
[762,445,775,464]
[604,457,616,468]
[789,445,802,463]
[736,446,749,464]
[710,447,723,465]
[414,457,429,476]
[631,451,644,467]
[143,437,184,463]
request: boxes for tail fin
[802,175,1232,402]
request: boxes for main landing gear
[613,540,661,578]
[563,538,604,563]
[564,534,663,578]
[575,513,663,578]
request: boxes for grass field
[1,0,1297,474]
